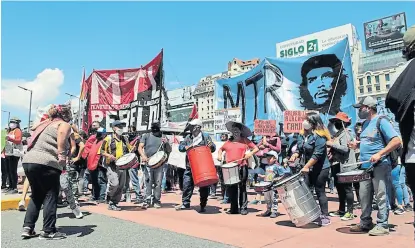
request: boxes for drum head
[115,153,133,166]
[148,151,166,165]
[275,173,300,187]
[255,181,271,187]
[338,170,365,176]
[222,162,238,168]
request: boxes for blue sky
[1,1,414,127]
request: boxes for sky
[1,1,414,128]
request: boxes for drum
[187,146,218,188]
[148,151,168,169]
[221,162,240,185]
[115,153,139,170]
[275,173,321,227]
[337,170,372,184]
[254,181,272,193]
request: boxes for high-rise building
[193,58,260,131]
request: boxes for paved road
[1,208,235,248]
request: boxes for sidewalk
[1,185,29,211]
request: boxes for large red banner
[82,51,163,132]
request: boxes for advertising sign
[216,38,357,132]
[364,12,407,51]
[254,120,277,136]
[276,24,356,58]
[214,108,241,134]
[168,108,193,123]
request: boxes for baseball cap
[111,120,126,127]
[353,96,377,108]
[403,25,415,48]
[189,119,203,127]
[265,150,279,158]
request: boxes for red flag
[188,104,198,121]
[173,135,180,144]
[80,68,86,100]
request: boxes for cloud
[1,68,64,110]
[165,81,184,90]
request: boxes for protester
[391,161,412,215]
[218,121,259,215]
[290,112,332,226]
[349,96,401,236]
[4,117,24,194]
[88,127,107,203]
[21,104,72,240]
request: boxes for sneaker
[108,203,121,211]
[240,209,248,215]
[257,210,271,217]
[350,223,375,233]
[39,231,67,240]
[329,210,345,217]
[405,204,413,212]
[320,215,331,226]
[226,210,239,215]
[368,225,390,236]
[21,227,36,239]
[208,195,217,199]
[141,202,149,210]
[2,188,10,193]
[175,204,190,211]
[18,200,26,211]
[198,207,206,213]
[72,207,84,219]
[153,203,161,209]
[340,212,355,221]
[220,200,229,204]
[6,189,18,194]
[270,212,279,218]
[394,208,405,215]
[250,200,259,205]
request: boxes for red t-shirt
[220,138,256,166]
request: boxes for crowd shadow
[58,225,97,237]
[198,206,222,215]
[275,220,320,229]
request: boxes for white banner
[214,108,241,135]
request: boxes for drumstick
[342,156,386,168]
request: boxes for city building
[193,58,260,131]
[165,85,196,124]
[356,50,406,102]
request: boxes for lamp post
[18,86,33,131]
[2,110,10,124]
[65,93,81,128]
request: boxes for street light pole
[18,86,33,131]
[2,110,10,124]
[65,93,81,128]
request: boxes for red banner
[82,51,163,132]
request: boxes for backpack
[376,116,402,168]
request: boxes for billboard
[166,86,196,107]
[217,38,357,132]
[276,24,358,58]
[167,108,193,123]
[364,12,407,51]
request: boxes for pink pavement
[80,190,414,248]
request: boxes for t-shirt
[264,164,279,182]
[220,138,256,166]
[140,133,167,158]
[360,116,399,169]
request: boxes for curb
[1,198,29,211]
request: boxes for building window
[359,88,364,94]
[376,86,380,91]
[366,76,371,84]
[359,78,363,86]
[367,86,372,93]
[385,74,390,82]
[375,75,380,84]
[386,84,390,90]
[377,97,382,101]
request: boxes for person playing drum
[138,121,172,209]
[257,151,283,218]
[100,120,133,211]
[289,112,331,226]
[218,121,259,215]
[326,112,358,221]
[175,119,216,213]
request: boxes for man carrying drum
[100,120,133,211]
[139,122,171,209]
[175,119,216,213]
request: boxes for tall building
[356,50,406,102]
[193,57,260,131]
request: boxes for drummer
[100,120,132,211]
[217,121,259,215]
[175,119,216,213]
[138,121,171,209]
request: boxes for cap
[189,119,202,127]
[403,25,415,48]
[265,150,279,158]
[151,121,161,128]
[329,112,351,123]
[353,96,377,108]
[10,117,21,123]
[111,120,126,127]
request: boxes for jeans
[161,164,168,191]
[129,166,142,199]
[305,166,329,216]
[228,166,249,213]
[23,163,61,233]
[143,165,164,204]
[264,189,278,213]
[359,162,391,229]
[83,169,90,193]
[404,164,415,231]
[333,165,354,213]
[90,167,107,201]
[106,164,127,204]
[1,157,9,187]
[6,156,19,189]
[182,166,209,208]
[392,165,410,206]
[177,167,185,191]
[60,171,78,210]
